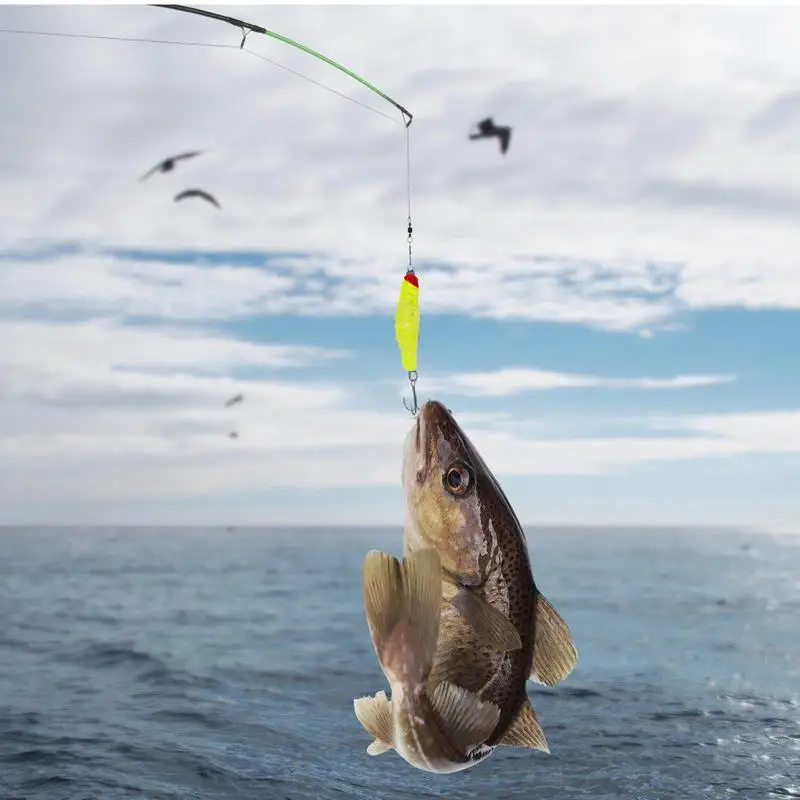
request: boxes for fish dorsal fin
[449,587,522,652]
[353,691,393,755]
[430,681,500,754]
[530,593,578,686]
[498,696,550,753]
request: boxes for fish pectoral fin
[530,593,578,686]
[367,739,392,756]
[449,588,522,652]
[362,551,403,654]
[362,548,442,678]
[353,690,393,754]
[430,681,501,754]
[498,696,550,753]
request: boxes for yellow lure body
[395,270,419,373]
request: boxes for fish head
[402,400,507,582]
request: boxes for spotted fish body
[353,400,577,772]
[427,512,536,748]
[401,400,578,756]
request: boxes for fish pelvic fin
[353,690,393,756]
[362,548,442,686]
[430,681,501,755]
[530,593,578,686]
[449,587,522,652]
[498,695,550,753]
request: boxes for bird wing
[175,189,220,207]
[201,191,221,208]
[138,161,165,181]
[173,151,203,162]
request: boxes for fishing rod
[150,4,413,127]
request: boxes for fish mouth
[402,401,439,487]
[420,400,453,429]
[403,400,464,489]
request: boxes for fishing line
[397,120,420,416]
[0,26,239,49]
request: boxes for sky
[0,2,799,529]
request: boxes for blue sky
[1,4,799,529]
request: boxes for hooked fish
[355,400,578,768]
[355,547,502,773]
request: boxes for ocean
[0,526,797,800]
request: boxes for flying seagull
[225,393,244,408]
[174,189,221,209]
[469,117,512,155]
[139,151,203,181]
[228,431,239,439]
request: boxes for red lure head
[404,271,419,288]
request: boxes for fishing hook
[403,370,419,416]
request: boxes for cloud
[3,6,800,334]
[428,367,735,398]
[0,310,794,518]
[0,317,349,373]
[0,317,793,495]
[1,5,800,524]
[2,387,798,509]
[459,430,747,477]
[0,319,351,439]
[0,246,686,331]
[649,410,800,452]
[747,91,800,142]
[0,315,411,502]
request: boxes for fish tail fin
[353,690,394,755]
[362,548,442,687]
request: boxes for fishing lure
[395,268,419,415]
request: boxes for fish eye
[443,462,473,496]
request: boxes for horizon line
[0,523,778,533]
